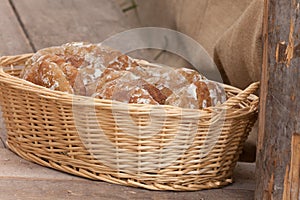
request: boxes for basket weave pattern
[0,54,259,191]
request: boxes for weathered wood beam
[256,0,300,199]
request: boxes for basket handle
[223,82,260,107]
[0,53,33,67]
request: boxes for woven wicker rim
[0,53,259,110]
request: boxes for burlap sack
[214,0,263,88]
[136,0,262,89]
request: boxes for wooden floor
[0,146,255,200]
[0,0,256,199]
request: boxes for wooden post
[256,0,300,199]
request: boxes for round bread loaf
[93,69,167,105]
[20,53,74,93]
[20,42,121,95]
[165,68,226,109]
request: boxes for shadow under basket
[0,53,259,191]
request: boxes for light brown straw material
[0,53,259,191]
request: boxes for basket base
[7,142,233,191]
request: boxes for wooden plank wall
[10,0,134,50]
[0,0,32,56]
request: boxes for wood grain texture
[0,179,254,200]
[0,0,32,56]
[0,149,82,180]
[0,116,5,149]
[283,133,300,200]
[0,148,255,200]
[0,107,7,149]
[11,0,132,50]
[255,0,300,199]
[290,134,300,199]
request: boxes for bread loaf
[93,69,167,105]
[20,42,122,95]
[21,42,226,109]
[165,68,225,109]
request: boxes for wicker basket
[0,53,259,191]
